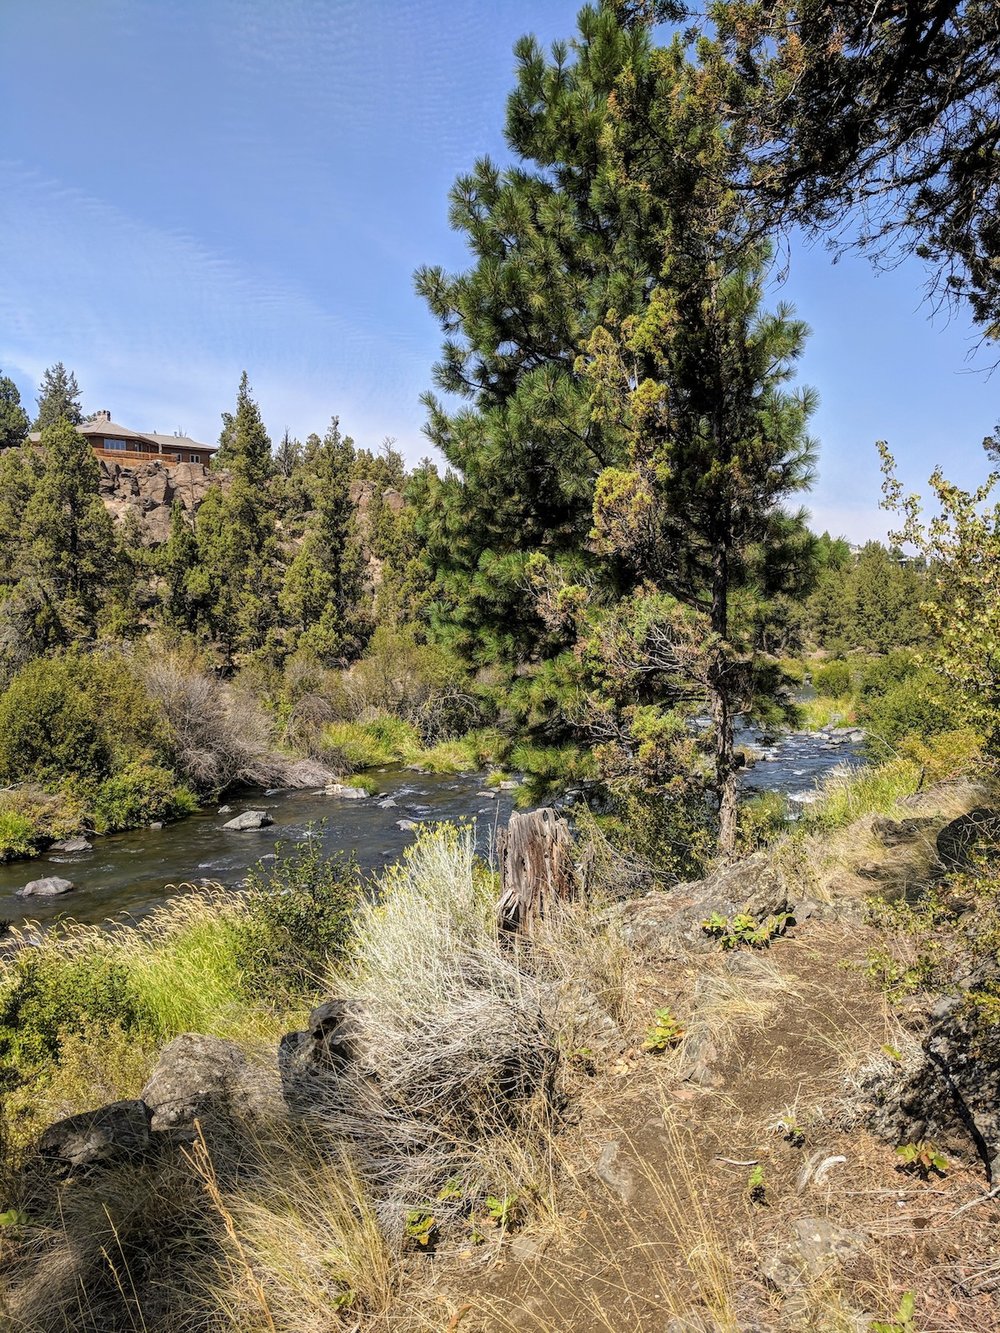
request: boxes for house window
[190,453,201,463]
[104,438,126,451]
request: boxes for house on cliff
[29,410,218,468]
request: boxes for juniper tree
[34,362,83,430]
[19,417,119,643]
[0,372,29,449]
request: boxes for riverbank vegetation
[3,0,1000,1324]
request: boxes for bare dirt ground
[419,803,1000,1333]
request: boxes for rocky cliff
[98,459,220,543]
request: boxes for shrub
[0,810,40,861]
[322,714,423,770]
[341,626,480,741]
[142,650,282,792]
[92,762,198,833]
[860,670,967,757]
[813,658,852,697]
[236,830,359,998]
[0,652,169,790]
[737,791,791,853]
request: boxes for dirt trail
[448,911,1000,1332]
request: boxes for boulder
[140,1033,279,1132]
[864,995,1000,1176]
[871,816,933,848]
[17,875,75,898]
[324,782,367,801]
[935,807,1000,873]
[48,836,92,853]
[38,1100,152,1174]
[222,809,273,830]
[279,998,365,1106]
[764,1216,867,1295]
[617,851,790,958]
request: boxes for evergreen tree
[34,362,83,430]
[415,5,671,667]
[279,417,367,662]
[191,376,279,664]
[275,428,302,479]
[0,372,29,449]
[584,40,817,852]
[19,417,118,642]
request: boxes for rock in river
[324,782,367,801]
[222,810,273,831]
[17,875,75,898]
[48,836,92,853]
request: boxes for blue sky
[1,0,996,541]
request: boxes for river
[0,720,864,930]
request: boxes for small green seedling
[869,1290,917,1333]
[895,1141,948,1178]
[0,1208,25,1228]
[881,1043,903,1062]
[746,1163,766,1204]
[330,1288,357,1312]
[774,1116,805,1148]
[642,1006,684,1052]
[404,1208,438,1247]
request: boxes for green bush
[236,830,359,998]
[0,951,149,1090]
[813,659,852,697]
[0,810,41,861]
[860,670,967,757]
[737,791,792,853]
[322,714,423,769]
[92,763,198,833]
[0,652,169,789]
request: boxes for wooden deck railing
[92,447,183,467]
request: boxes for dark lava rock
[38,1100,152,1173]
[617,851,790,958]
[279,998,365,1107]
[935,807,1000,872]
[871,816,933,848]
[864,996,1000,1178]
[17,875,75,898]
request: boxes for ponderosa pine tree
[0,372,29,449]
[584,40,817,853]
[414,4,673,669]
[34,362,83,430]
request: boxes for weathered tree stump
[497,808,579,935]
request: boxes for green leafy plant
[895,1141,948,1178]
[869,1290,917,1333]
[642,1006,684,1052]
[702,910,791,950]
[483,1193,521,1229]
[403,1208,438,1248]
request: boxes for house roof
[78,417,151,443]
[28,413,217,454]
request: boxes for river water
[0,721,864,930]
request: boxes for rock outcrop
[98,459,221,544]
[140,1033,280,1133]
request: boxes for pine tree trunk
[711,542,738,857]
